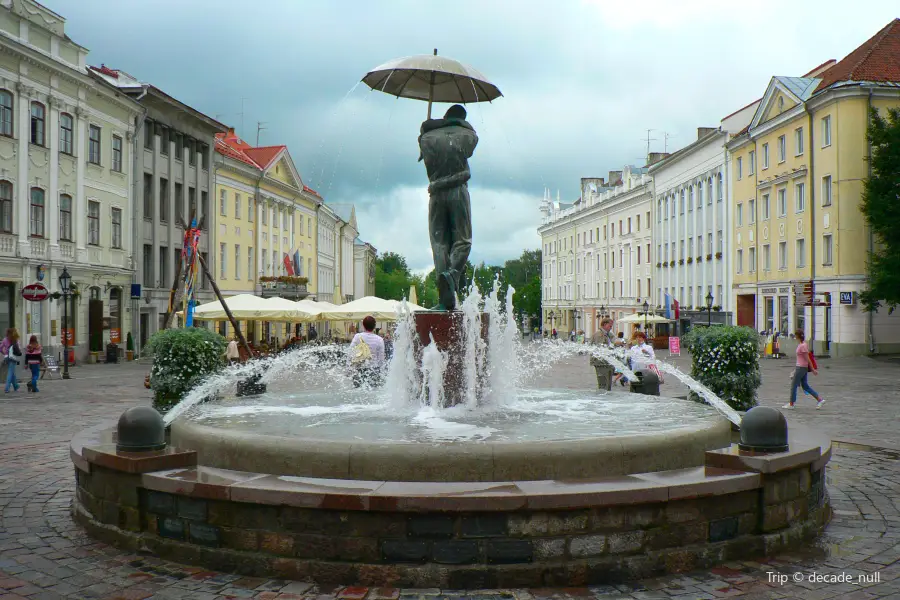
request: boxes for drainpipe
[866,87,876,353]
[806,101,818,352]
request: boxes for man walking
[418,104,479,311]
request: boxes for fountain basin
[170,414,732,482]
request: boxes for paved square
[0,353,898,599]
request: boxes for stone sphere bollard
[116,406,167,452]
[738,406,788,452]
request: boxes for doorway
[0,283,14,334]
[88,290,103,353]
[736,294,756,327]
[764,297,775,333]
[140,312,150,350]
[824,293,832,353]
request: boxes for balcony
[29,238,48,259]
[0,234,15,257]
[256,276,309,300]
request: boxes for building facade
[353,237,376,300]
[539,166,654,338]
[330,203,358,303]
[729,22,900,356]
[315,203,338,304]
[0,1,143,360]
[213,128,321,341]
[89,66,225,351]
[648,117,754,330]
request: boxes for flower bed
[683,326,760,411]
[145,328,225,413]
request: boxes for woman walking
[3,328,21,393]
[24,335,42,393]
[784,329,824,410]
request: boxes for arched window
[30,102,45,146]
[89,286,100,300]
[708,177,714,205]
[109,287,122,343]
[698,181,703,207]
[30,188,44,237]
[0,180,11,233]
[657,198,662,222]
[679,189,685,214]
[717,173,723,202]
[60,113,73,154]
[59,193,72,241]
[689,185,694,210]
[0,91,12,137]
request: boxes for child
[24,335,42,393]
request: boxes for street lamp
[59,267,72,380]
[642,300,650,331]
[547,310,556,332]
[705,291,714,327]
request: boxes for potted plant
[656,262,662,268]
[687,257,694,264]
[697,256,703,263]
[669,260,675,267]
[678,259,685,265]
[706,253,713,261]
[713,305,722,311]
[89,332,101,364]
[126,332,135,361]
[715,251,723,260]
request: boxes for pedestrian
[783,329,824,410]
[225,337,240,365]
[348,315,385,388]
[3,327,21,393]
[24,335,42,393]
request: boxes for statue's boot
[437,270,457,311]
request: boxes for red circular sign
[22,283,49,302]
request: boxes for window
[822,176,832,207]
[749,247,757,272]
[143,174,153,218]
[749,198,756,224]
[308,219,311,237]
[248,247,254,278]
[112,207,122,248]
[144,121,154,150]
[763,244,770,271]
[716,173,722,203]
[795,238,806,267]
[200,191,208,226]
[697,235,703,256]
[737,157,742,180]
[0,91,12,136]
[220,243,227,279]
[88,125,101,164]
[112,135,123,171]
[174,133,183,161]
[248,197,254,222]
[679,190,685,214]
[822,234,833,266]
[220,189,227,215]
[59,194,72,241]
[708,232,713,255]
[688,187,694,212]
[697,182,703,208]
[762,143,769,168]
[657,199,662,222]
[188,187,196,218]
[687,237,693,258]
[159,246,168,285]
[737,203,743,226]
[88,200,100,245]
[30,102,45,146]
[822,115,832,147]
[261,203,267,225]
[671,195,676,216]
[762,193,770,220]
[611,252,615,269]
[174,182,183,225]
[200,252,208,289]
[283,209,289,231]
[159,178,168,222]
[235,193,241,218]
[795,127,804,155]
[188,138,196,166]
[29,188,44,237]
[777,135,786,162]
[143,245,153,288]
[235,244,241,279]
[778,188,787,217]
[0,181,11,232]
[679,240,684,260]
[778,241,787,270]
[748,151,755,175]
[637,246,641,264]
[717,230,723,253]
[736,249,743,274]
[795,182,805,213]
[59,113,73,154]
[200,144,209,170]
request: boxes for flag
[664,293,672,319]
[293,251,301,276]
[673,298,680,320]
[283,253,294,276]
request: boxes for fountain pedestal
[414,311,489,407]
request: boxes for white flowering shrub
[145,327,225,412]
[683,326,761,411]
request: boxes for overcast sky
[43,0,898,271]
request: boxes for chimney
[608,171,623,186]
[697,127,718,140]
[647,152,670,166]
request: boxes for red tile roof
[244,146,284,170]
[815,19,900,92]
[303,185,321,198]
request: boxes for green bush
[145,327,225,413]
[126,331,134,352]
[682,325,761,411]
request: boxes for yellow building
[729,19,900,356]
[213,128,321,342]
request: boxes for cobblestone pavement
[0,357,898,599]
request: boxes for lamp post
[642,300,650,331]
[59,267,71,380]
[705,291,714,327]
[547,310,556,333]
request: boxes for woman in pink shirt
[784,329,824,410]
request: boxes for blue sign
[131,283,142,300]
[839,291,855,305]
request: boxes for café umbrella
[362,49,502,119]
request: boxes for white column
[712,171,719,308]
[48,97,59,252]
[692,182,699,308]
[74,107,87,261]
[15,84,29,254]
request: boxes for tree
[375,252,413,301]
[378,252,409,276]
[860,106,900,314]
[514,275,542,325]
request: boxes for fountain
[68,54,831,588]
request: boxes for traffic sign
[21,283,49,302]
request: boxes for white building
[329,203,358,303]
[648,112,757,330]
[315,203,338,304]
[539,166,655,338]
[0,0,143,360]
[353,237,377,300]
